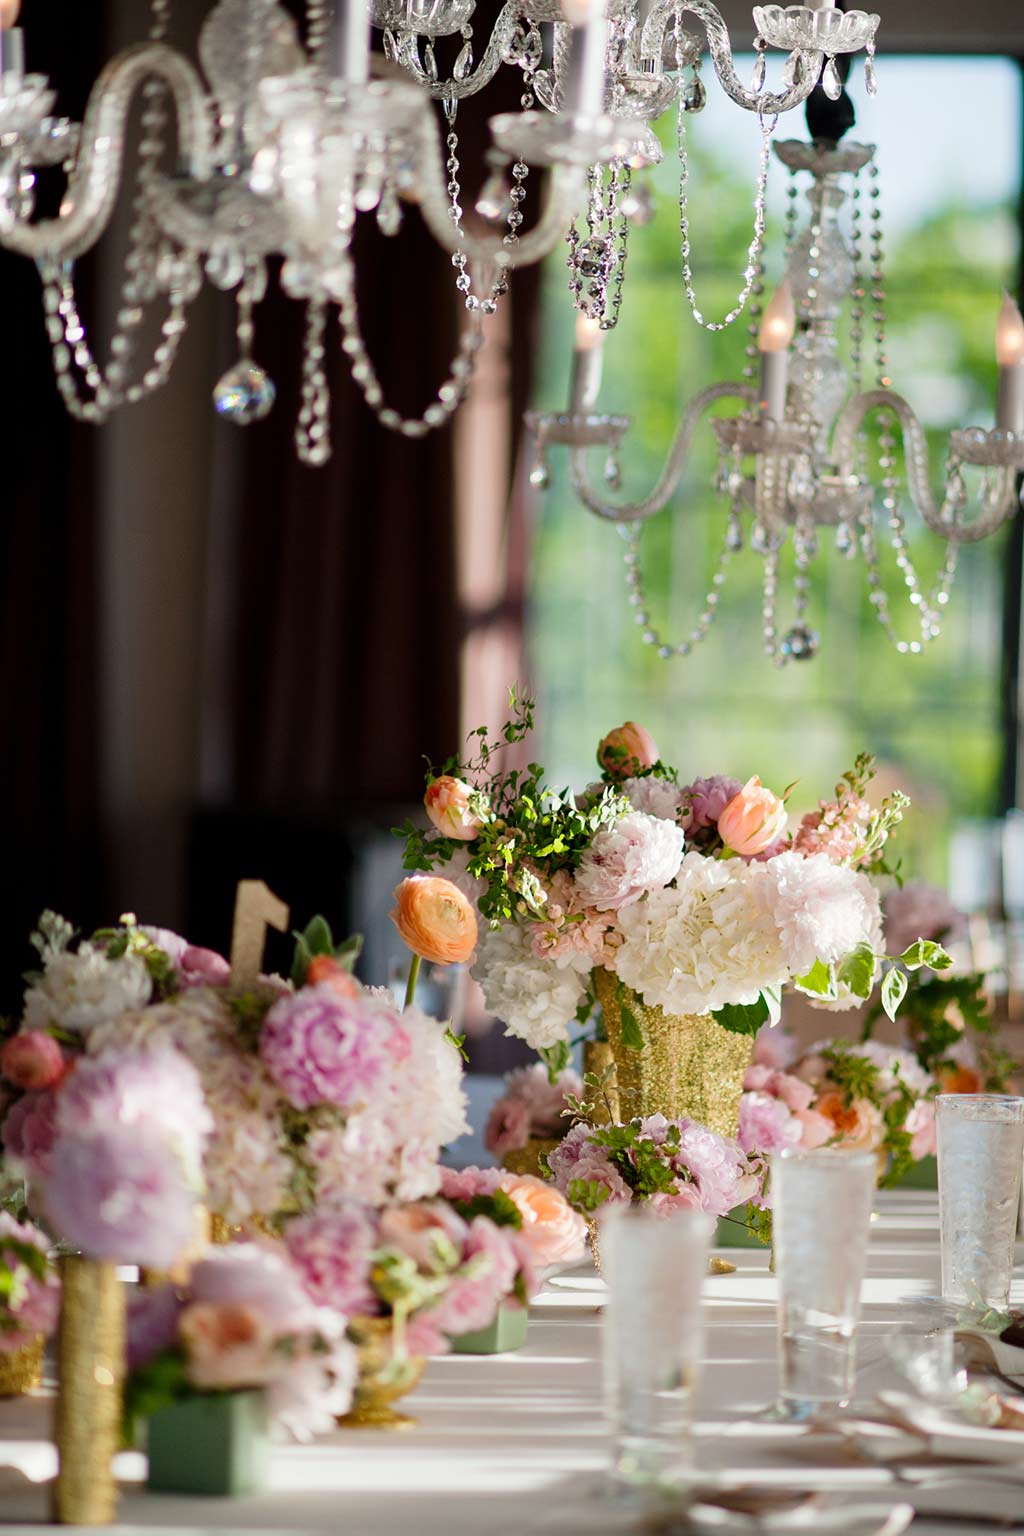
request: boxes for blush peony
[574,811,684,912]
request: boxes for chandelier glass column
[0,0,878,462]
[527,64,1024,666]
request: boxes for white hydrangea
[614,853,788,1015]
[622,776,683,822]
[575,811,685,912]
[24,942,152,1036]
[752,851,883,975]
[472,920,588,1049]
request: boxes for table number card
[230,879,290,988]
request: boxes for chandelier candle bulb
[995,291,1024,434]
[332,0,371,87]
[758,278,795,421]
[563,3,610,121]
[0,0,20,26]
[570,313,604,413]
[0,26,24,80]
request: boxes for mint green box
[715,1207,769,1249]
[451,1304,529,1355]
[893,1154,938,1190]
[147,1389,270,1496]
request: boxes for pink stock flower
[259,984,393,1112]
[529,870,622,970]
[718,777,789,858]
[597,723,660,782]
[793,788,872,865]
[0,1032,66,1091]
[496,1173,587,1266]
[678,775,743,836]
[574,812,684,912]
[424,776,484,842]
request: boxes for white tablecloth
[1,1190,1022,1533]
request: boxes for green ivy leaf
[881,966,909,1023]
[794,959,835,998]
[714,995,769,1036]
[617,989,645,1052]
[539,1041,572,1082]
[898,939,954,972]
[837,942,878,999]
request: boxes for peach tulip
[424,776,483,841]
[498,1173,587,1266]
[718,776,789,857]
[597,722,660,781]
[390,876,477,966]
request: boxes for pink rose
[179,1301,278,1390]
[484,1096,532,1157]
[497,1173,587,1266]
[424,776,483,842]
[597,722,660,782]
[907,1099,936,1159]
[718,777,789,857]
[179,945,231,988]
[793,1108,835,1149]
[0,1032,66,1091]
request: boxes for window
[529,58,1023,880]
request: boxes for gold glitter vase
[594,967,753,1139]
[337,1316,426,1430]
[502,1137,562,1178]
[51,1257,125,1527]
[0,1334,44,1396]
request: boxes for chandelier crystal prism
[527,63,1024,665]
[0,0,878,462]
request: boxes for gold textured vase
[502,1137,562,1178]
[337,1316,426,1430]
[594,967,753,1139]
[0,1335,44,1396]
[51,1257,125,1526]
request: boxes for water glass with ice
[936,1093,1024,1312]
[772,1147,876,1419]
[601,1205,714,1490]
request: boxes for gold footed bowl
[0,1335,44,1396]
[338,1316,426,1430]
[594,967,753,1139]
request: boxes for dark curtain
[0,4,108,1006]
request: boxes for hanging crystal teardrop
[205,243,244,291]
[835,521,854,556]
[382,27,396,59]
[424,42,437,80]
[377,186,402,236]
[822,57,843,101]
[453,40,473,80]
[781,50,800,87]
[864,53,878,96]
[529,459,549,490]
[476,168,511,222]
[604,454,622,490]
[213,361,276,425]
[946,465,967,508]
[749,50,766,94]
[682,73,706,112]
[726,515,744,553]
[781,624,819,661]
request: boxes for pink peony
[179,1302,278,1390]
[432,1216,519,1335]
[678,776,743,835]
[906,1098,937,1159]
[754,851,883,975]
[743,1064,815,1115]
[718,777,789,858]
[56,1046,212,1172]
[0,1213,60,1348]
[883,883,962,958]
[405,1313,448,1357]
[43,1124,200,1270]
[574,811,684,912]
[285,1200,380,1317]
[738,1091,803,1156]
[484,1095,532,1157]
[751,1023,799,1071]
[546,1123,633,1207]
[496,1173,587,1266]
[259,984,393,1112]
[0,1032,66,1091]
[484,1060,582,1155]
[439,1166,503,1201]
[622,777,683,822]
[188,1242,322,1333]
[1,1089,60,1177]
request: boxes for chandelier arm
[412,111,585,268]
[0,44,212,263]
[407,2,521,100]
[568,380,755,523]
[832,387,1019,545]
[641,1,821,116]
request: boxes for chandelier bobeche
[528,68,1024,666]
[0,0,878,464]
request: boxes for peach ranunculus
[179,1302,278,1390]
[424,776,484,842]
[815,1091,884,1151]
[390,877,477,966]
[718,776,789,857]
[939,1064,982,1094]
[304,953,360,1000]
[497,1173,587,1266]
[597,722,660,782]
[793,1107,835,1148]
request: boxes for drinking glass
[936,1093,1024,1311]
[772,1147,876,1419]
[601,1205,714,1490]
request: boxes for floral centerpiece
[1,911,469,1235]
[0,1213,60,1396]
[284,1192,541,1416]
[484,1064,584,1176]
[126,1243,357,1493]
[397,692,950,1138]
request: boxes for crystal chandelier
[0,0,878,463]
[527,66,1024,666]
